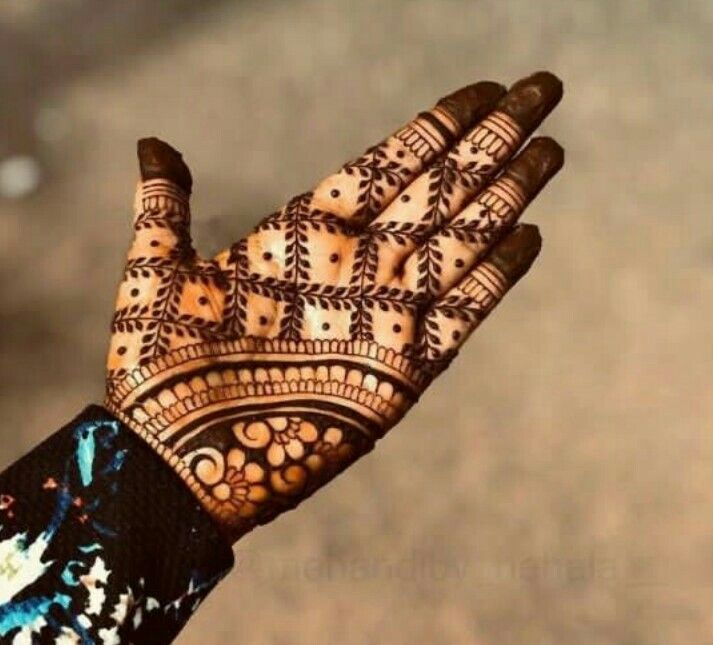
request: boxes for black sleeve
[0,405,234,643]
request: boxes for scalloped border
[109,336,431,403]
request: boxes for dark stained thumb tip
[487,224,542,283]
[137,137,193,194]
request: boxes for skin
[105,71,564,540]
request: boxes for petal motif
[227,448,246,469]
[248,484,269,502]
[244,462,265,483]
[267,441,285,466]
[297,420,318,442]
[286,438,305,460]
[324,427,343,445]
[267,416,288,431]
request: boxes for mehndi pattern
[105,72,564,538]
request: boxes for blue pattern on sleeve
[0,408,233,644]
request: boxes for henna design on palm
[105,72,564,539]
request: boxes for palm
[106,72,563,537]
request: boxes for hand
[105,71,563,540]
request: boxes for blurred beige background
[1,1,712,643]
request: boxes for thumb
[130,137,194,260]
[138,137,192,192]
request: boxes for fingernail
[503,137,564,193]
[436,80,507,129]
[137,137,193,194]
[496,71,563,132]
[488,223,542,282]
